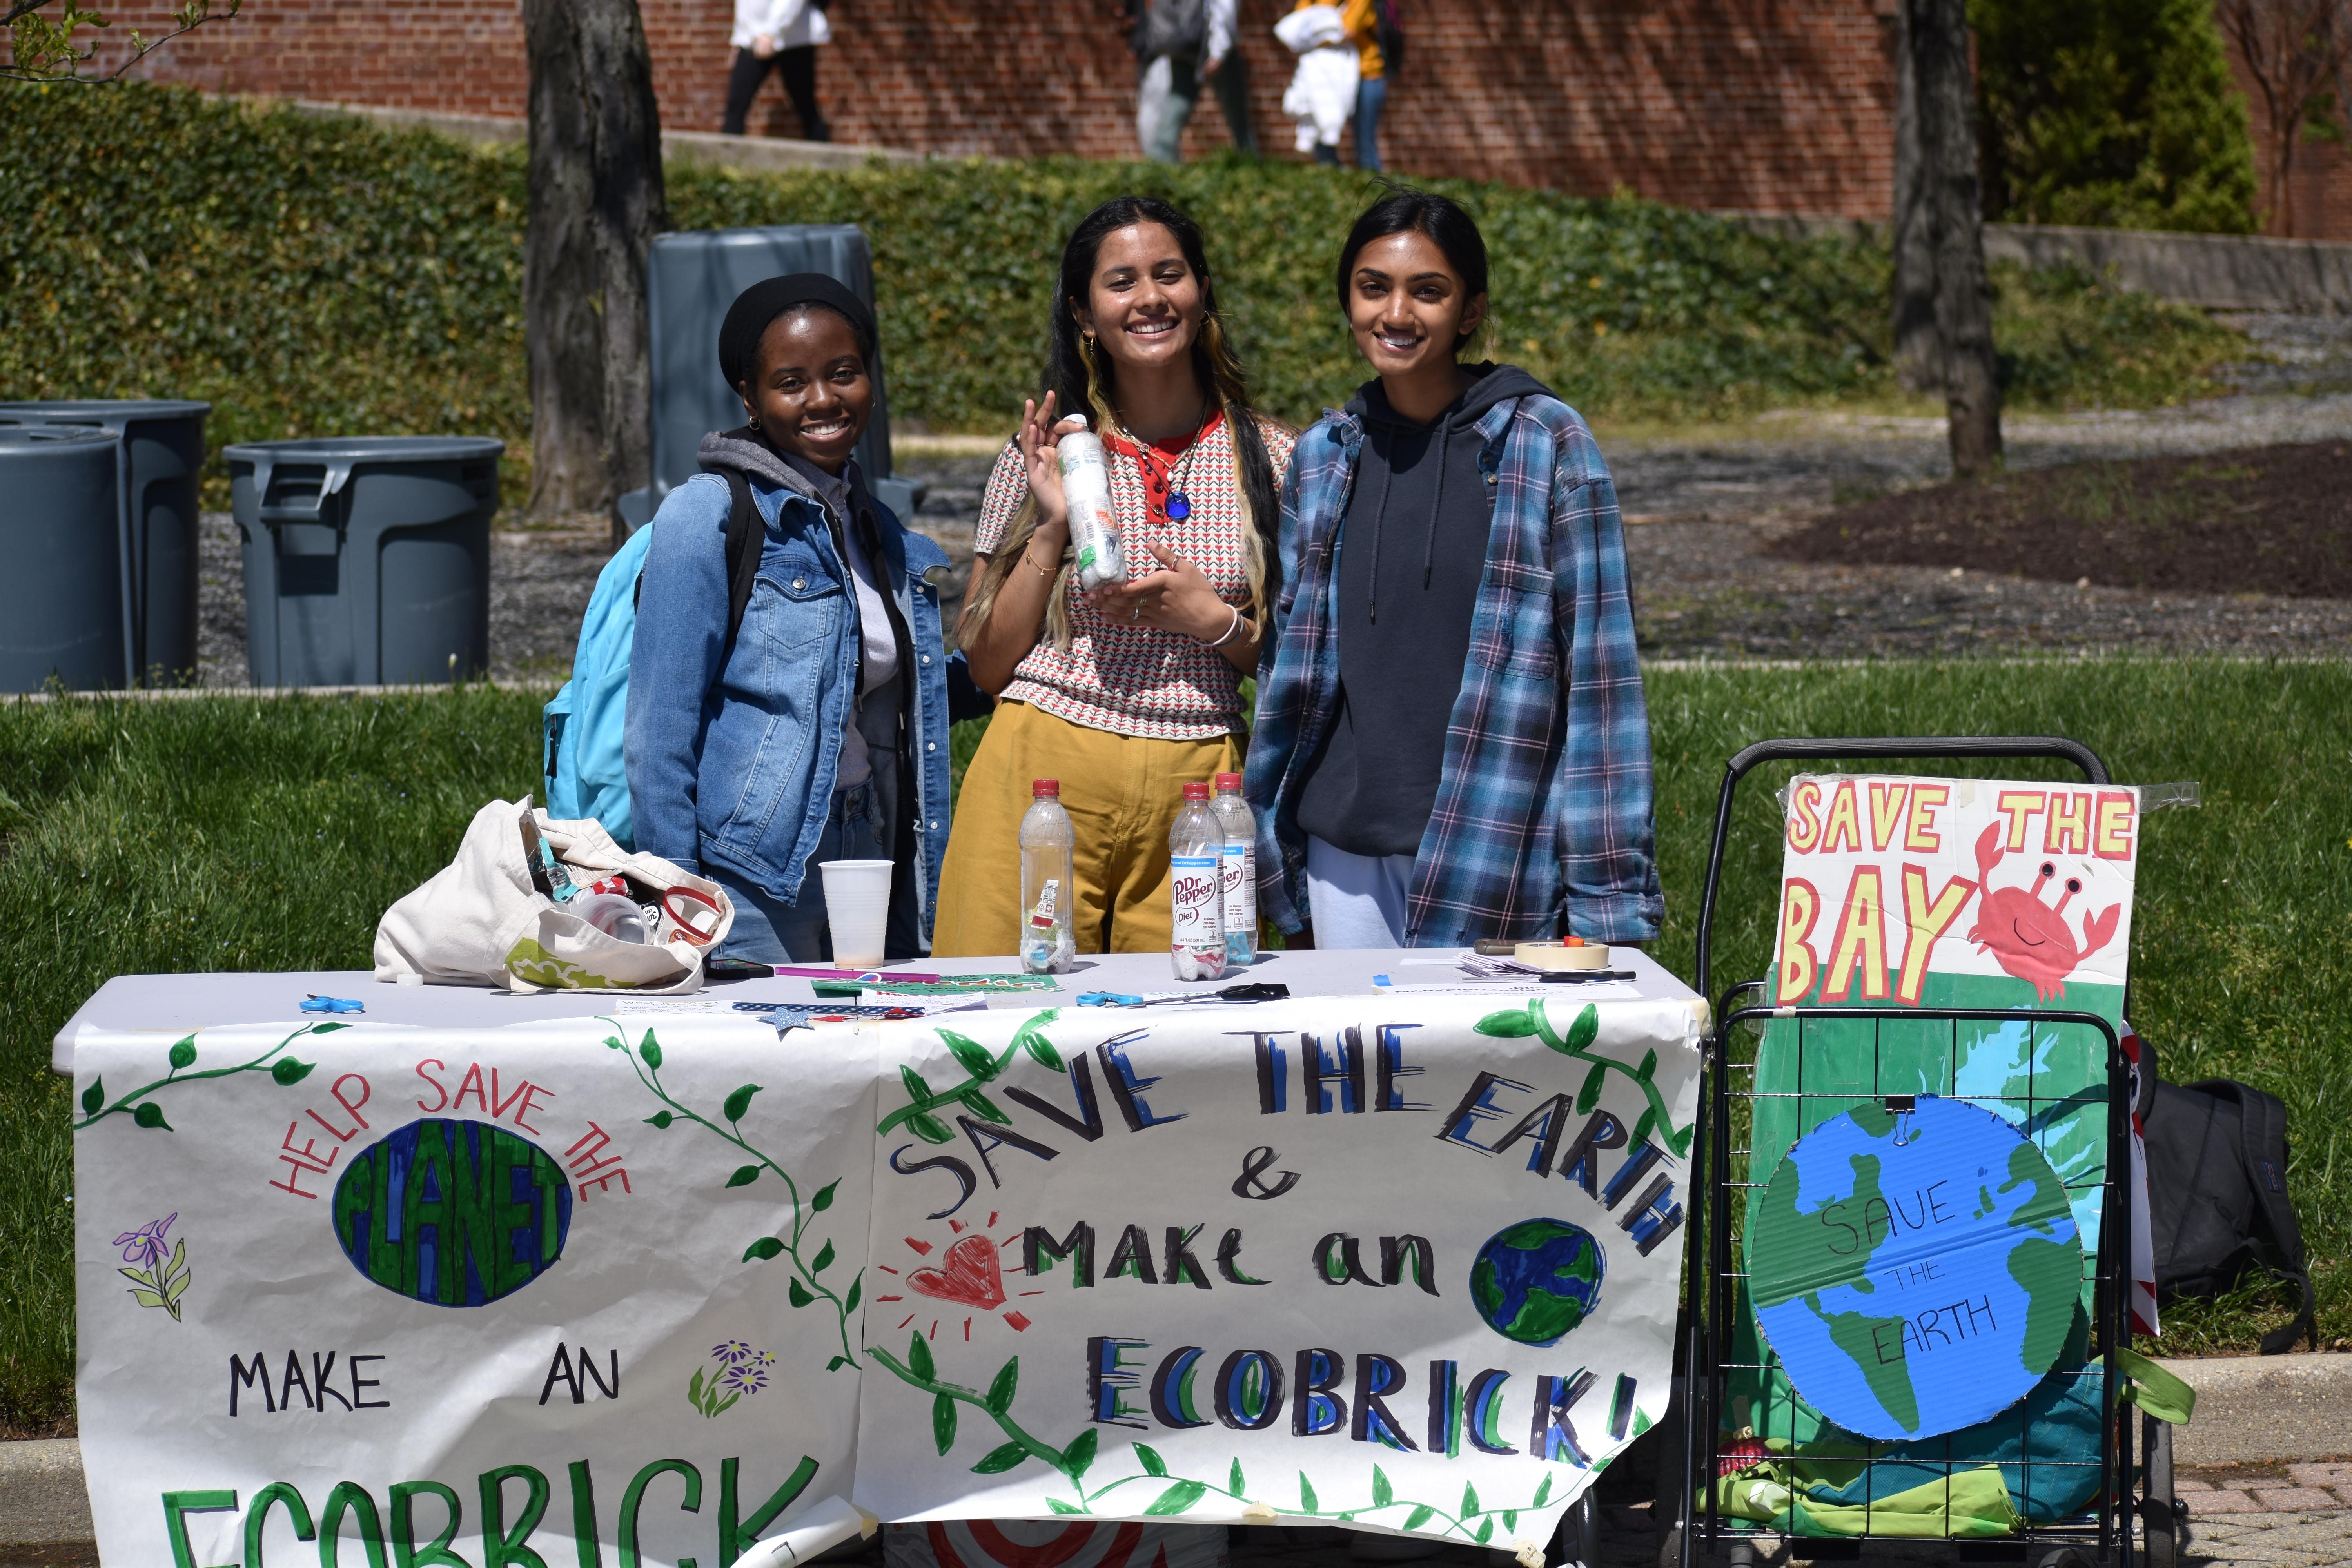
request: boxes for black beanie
[717,273,879,390]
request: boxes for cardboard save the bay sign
[73,994,1704,1565]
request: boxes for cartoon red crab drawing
[1966,822,2121,1001]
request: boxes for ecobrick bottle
[1169,782,1227,980]
[1056,415,1125,591]
[1019,779,1076,974]
[1211,771,1257,966]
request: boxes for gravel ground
[190,382,2352,687]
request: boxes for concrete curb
[2158,1352,2352,1466]
[0,1440,90,1549]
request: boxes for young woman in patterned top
[935,195,1296,957]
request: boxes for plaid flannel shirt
[1244,390,1662,947]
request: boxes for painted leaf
[1046,1499,1084,1515]
[1475,1009,1539,1038]
[932,1393,956,1454]
[1145,1481,1207,1516]
[1631,1107,1657,1145]
[1575,1062,1606,1115]
[743,1237,785,1262]
[723,1083,763,1122]
[1372,1466,1392,1508]
[1462,1483,1480,1517]
[688,1367,706,1408]
[1532,1474,1552,1508]
[813,1240,836,1274]
[309,1022,350,1034]
[168,1037,196,1070]
[163,1269,191,1305]
[132,1103,171,1131]
[1474,1518,1494,1545]
[1299,1474,1318,1512]
[1637,1048,1657,1082]
[1403,1506,1435,1531]
[827,1356,851,1372]
[845,1273,863,1312]
[1229,1459,1245,1497]
[272,1058,315,1086]
[1564,1003,1599,1053]
[1502,1511,1518,1531]
[812,1178,840,1212]
[713,1390,743,1418]
[1019,1020,1065,1071]
[910,1112,954,1145]
[163,1240,186,1281]
[117,1267,154,1288]
[639,1033,663,1069]
[940,1029,998,1082]
[726,1165,762,1188]
[908,1331,935,1381]
[1135,1443,1169,1479]
[987,1357,1019,1415]
[788,1279,814,1308]
[1062,1426,1098,1479]
[901,1065,936,1103]
[960,1087,1011,1125]
[973,1442,1028,1474]
[130,1288,167,1309]
[644,1110,674,1128]
[604,1036,624,1051]
[81,1078,102,1115]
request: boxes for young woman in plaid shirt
[935,196,1296,956]
[1246,190,1662,949]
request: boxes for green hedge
[2,83,2245,482]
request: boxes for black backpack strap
[720,467,764,659]
[2192,1078,2316,1353]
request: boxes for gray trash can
[0,426,125,692]
[0,398,209,684]
[618,223,923,539]
[225,436,501,687]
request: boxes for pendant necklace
[1145,401,1212,522]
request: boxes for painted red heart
[909,1234,1006,1310]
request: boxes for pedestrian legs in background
[1208,52,1258,154]
[720,44,829,140]
[1313,143,1342,166]
[709,782,886,963]
[1138,53,1204,162]
[1353,73,1386,170]
[1304,835,1415,948]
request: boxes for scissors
[301,995,365,1014]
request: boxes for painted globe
[1470,1218,1605,1347]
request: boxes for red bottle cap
[1033,779,1060,797]
[1215,772,1242,790]
[1182,782,1212,800]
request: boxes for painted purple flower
[113,1214,176,1270]
[711,1339,754,1366]
[720,1359,771,1396]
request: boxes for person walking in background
[1247,190,1661,949]
[1276,3,1356,165]
[1350,0,1399,171]
[722,0,832,141]
[1131,0,1258,162]
[936,196,1294,957]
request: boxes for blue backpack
[541,470,766,847]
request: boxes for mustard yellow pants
[932,701,1240,958]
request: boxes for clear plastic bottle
[1019,779,1077,973]
[1211,771,1257,966]
[1169,781,1228,980]
[1056,415,1125,592]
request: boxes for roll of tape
[1514,940,1611,972]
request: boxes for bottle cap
[1033,779,1060,797]
[1182,782,1212,800]
[1062,413,1091,431]
[1215,772,1242,791]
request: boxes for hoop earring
[747,414,761,431]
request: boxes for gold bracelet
[1024,547,1056,581]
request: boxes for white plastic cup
[572,892,648,944]
[817,859,893,966]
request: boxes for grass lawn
[2,660,2344,1431]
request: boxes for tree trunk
[523,0,666,518]
[1890,2,1942,394]
[1906,0,2003,477]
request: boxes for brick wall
[100,0,1904,217]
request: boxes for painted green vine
[870,1330,1563,1546]
[1474,1000,1693,1156]
[73,1022,336,1132]
[876,1010,1065,1143]
[606,1024,861,1371]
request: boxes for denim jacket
[626,436,952,940]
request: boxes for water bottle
[1056,415,1125,592]
[1019,779,1077,973]
[1169,782,1228,980]
[1211,771,1257,966]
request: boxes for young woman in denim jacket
[627,275,953,962]
[1246,191,1662,951]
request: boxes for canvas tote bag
[374,796,735,993]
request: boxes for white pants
[1305,835,1416,949]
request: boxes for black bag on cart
[2144,1075,2316,1354]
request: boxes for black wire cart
[1663,738,2181,1568]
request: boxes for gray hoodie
[1294,362,1555,860]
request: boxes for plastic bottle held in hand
[1169,781,1228,980]
[1019,778,1077,973]
[1211,771,1257,966]
[1057,415,1125,592]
